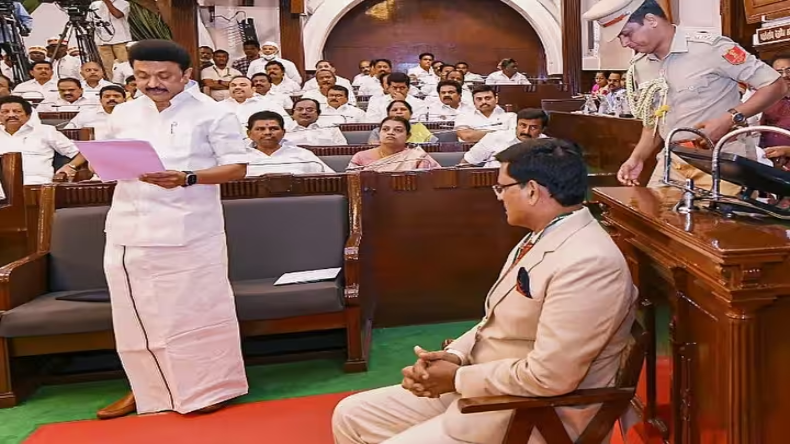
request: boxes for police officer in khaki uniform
[583,0,787,192]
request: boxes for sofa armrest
[343,231,361,307]
[0,252,48,311]
[458,387,634,414]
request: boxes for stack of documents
[274,268,342,286]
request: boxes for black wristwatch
[728,109,747,126]
[182,171,197,187]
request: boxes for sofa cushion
[223,195,348,281]
[49,206,109,292]
[232,277,344,321]
[0,291,112,337]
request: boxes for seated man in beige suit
[333,138,637,444]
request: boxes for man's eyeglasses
[492,182,524,195]
[776,68,790,76]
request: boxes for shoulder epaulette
[688,32,722,45]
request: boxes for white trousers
[104,233,249,414]
[332,385,503,444]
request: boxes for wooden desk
[493,85,573,111]
[594,186,790,444]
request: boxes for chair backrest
[433,131,459,143]
[223,195,349,281]
[59,128,95,141]
[321,155,353,172]
[342,130,372,145]
[48,206,110,292]
[615,314,649,389]
[430,152,465,167]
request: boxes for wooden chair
[457,317,648,444]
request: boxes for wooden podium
[593,186,790,444]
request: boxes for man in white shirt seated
[426,80,475,122]
[250,72,293,109]
[301,69,358,106]
[407,53,438,84]
[37,77,99,112]
[12,61,60,102]
[485,58,531,85]
[455,61,484,83]
[80,62,114,101]
[246,41,302,85]
[424,70,474,105]
[319,85,365,125]
[221,75,292,129]
[351,60,371,87]
[64,84,125,139]
[419,63,455,96]
[303,60,353,92]
[462,108,549,167]
[0,95,87,183]
[284,97,347,146]
[357,59,392,96]
[454,85,516,142]
[364,72,427,123]
[262,60,301,95]
[245,110,333,175]
[201,49,242,101]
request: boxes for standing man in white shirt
[246,41,302,85]
[454,85,516,142]
[0,95,86,183]
[95,39,249,420]
[462,108,550,167]
[485,58,531,85]
[284,97,347,146]
[64,84,125,139]
[246,111,333,175]
[201,49,242,101]
[90,0,132,78]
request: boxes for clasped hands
[401,346,461,398]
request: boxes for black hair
[243,39,260,48]
[315,59,333,68]
[199,45,213,51]
[57,77,82,88]
[125,75,136,84]
[0,74,12,88]
[265,60,286,72]
[293,97,322,115]
[229,75,251,84]
[213,49,229,57]
[419,52,435,60]
[386,99,413,115]
[501,58,517,68]
[372,58,392,68]
[250,72,272,82]
[494,138,587,207]
[329,85,349,97]
[447,70,465,80]
[378,72,391,85]
[0,95,32,115]
[628,0,668,24]
[471,84,497,96]
[315,69,336,79]
[129,39,191,72]
[30,60,52,70]
[516,108,549,128]
[100,84,126,98]
[771,53,790,66]
[455,61,469,68]
[381,115,411,135]
[248,110,284,130]
[388,72,410,85]
[437,80,462,95]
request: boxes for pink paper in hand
[74,140,166,181]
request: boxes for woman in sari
[348,117,441,172]
[367,100,437,144]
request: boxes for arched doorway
[323,0,548,80]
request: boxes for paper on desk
[74,140,165,181]
[274,267,342,286]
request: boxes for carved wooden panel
[324,0,547,80]
[744,0,790,23]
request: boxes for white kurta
[103,86,250,414]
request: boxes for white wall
[199,2,280,59]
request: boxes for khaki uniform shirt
[631,29,780,158]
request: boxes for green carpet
[0,321,476,444]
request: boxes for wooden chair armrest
[0,252,48,310]
[458,387,635,414]
[343,231,362,307]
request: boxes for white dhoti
[104,233,248,414]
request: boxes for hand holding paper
[74,140,165,181]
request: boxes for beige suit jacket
[443,207,637,443]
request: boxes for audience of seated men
[351,59,371,87]
[365,72,427,123]
[423,70,473,105]
[462,108,549,167]
[349,116,440,172]
[454,85,516,142]
[358,59,393,96]
[246,41,302,85]
[245,111,333,175]
[426,80,475,122]
[221,76,292,128]
[250,72,293,109]
[64,85,126,140]
[303,60,354,94]
[301,69,358,106]
[80,62,114,101]
[201,49,242,101]
[0,95,86,183]
[284,97,347,146]
[368,100,437,144]
[318,85,365,125]
[12,61,60,102]
[261,60,301,95]
[485,58,531,85]
[37,78,98,112]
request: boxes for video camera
[40,0,93,21]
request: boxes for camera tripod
[0,0,31,82]
[52,8,102,77]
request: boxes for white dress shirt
[37,96,99,113]
[112,61,133,83]
[318,103,365,125]
[407,66,438,83]
[259,92,293,110]
[302,75,352,92]
[90,0,132,45]
[104,86,250,247]
[0,122,80,184]
[283,121,348,146]
[364,94,427,123]
[200,65,243,101]
[485,71,531,85]
[464,131,548,167]
[246,57,302,85]
[52,56,81,80]
[64,107,113,139]
[267,77,302,96]
[1,62,12,80]
[81,79,114,101]
[300,88,358,107]
[426,102,476,122]
[220,95,294,129]
[454,106,516,135]
[12,79,60,102]
[246,142,333,176]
